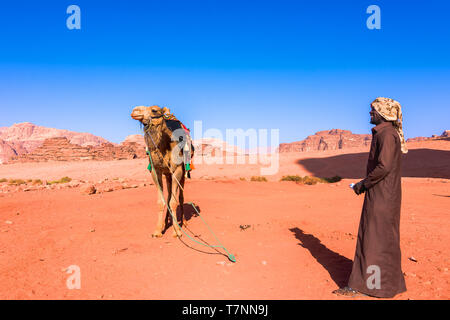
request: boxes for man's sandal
[332,287,367,297]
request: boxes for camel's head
[131,105,170,126]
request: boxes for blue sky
[0,0,449,144]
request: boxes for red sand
[0,140,449,299]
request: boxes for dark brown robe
[348,121,407,298]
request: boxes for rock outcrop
[2,122,448,162]
[0,139,18,164]
[0,122,110,157]
[192,138,242,157]
[407,130,450,143]
[122,134,146,146]
[279,129,372,153]
[9,137,146,163]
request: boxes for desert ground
[0,140,449,299]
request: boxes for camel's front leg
[169,169,184,238]
[178,173,186,227]
[151,170,165,238]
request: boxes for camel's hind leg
[151,170,165,238]
[169,168,185,238]
[178,173,186,227]
[164,174,173,229]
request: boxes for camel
[131,105,194,238]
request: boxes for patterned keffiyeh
[371,97,408,154]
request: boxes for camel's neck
[144,121,169,153]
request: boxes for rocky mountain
[406,130,450,143]
[1,122,448,163]
[192,138,243,157]
[0,139,20,164]
[122,134,146,146]
[0,122,110,163]
[279,129,372,153]
[9,137,146,163]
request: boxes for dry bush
[250,176,268,182]
[8,179,27,186]
[280,175,303,182]
[322,175,342,183]
[48,176,72,185]
[301,176,323,185]
[280,175,342,185]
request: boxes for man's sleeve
[362,133,396,190]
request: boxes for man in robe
[333,97,408,298]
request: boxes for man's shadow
[289,227,353,288]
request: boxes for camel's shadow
[289,227,353,288]
[163,203,200,232]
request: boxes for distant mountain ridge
[0,122,110,163]
[278,129,372,153]
[406,130,450,142]
[278,129,450,153]
[0,123,448,163]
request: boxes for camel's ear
[162,107,170,114]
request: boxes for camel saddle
[162,113,191,136]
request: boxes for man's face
[370,106,384,125]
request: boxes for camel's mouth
[130,112,144,121]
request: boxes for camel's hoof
[151,232,163,238]
[172,230,182,238]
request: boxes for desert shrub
[32,179,43,185]
[301,176,323,185]
[251,176,268,182]
[48,176,72,185]
[8,179,27,186]
[0,178,7,183]
[281,175,342,185]
[239,177,246,181]
[322,175,342,183]
[280,175,303,182]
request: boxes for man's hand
[353,181,366,195]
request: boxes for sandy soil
[0,140,449,299]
